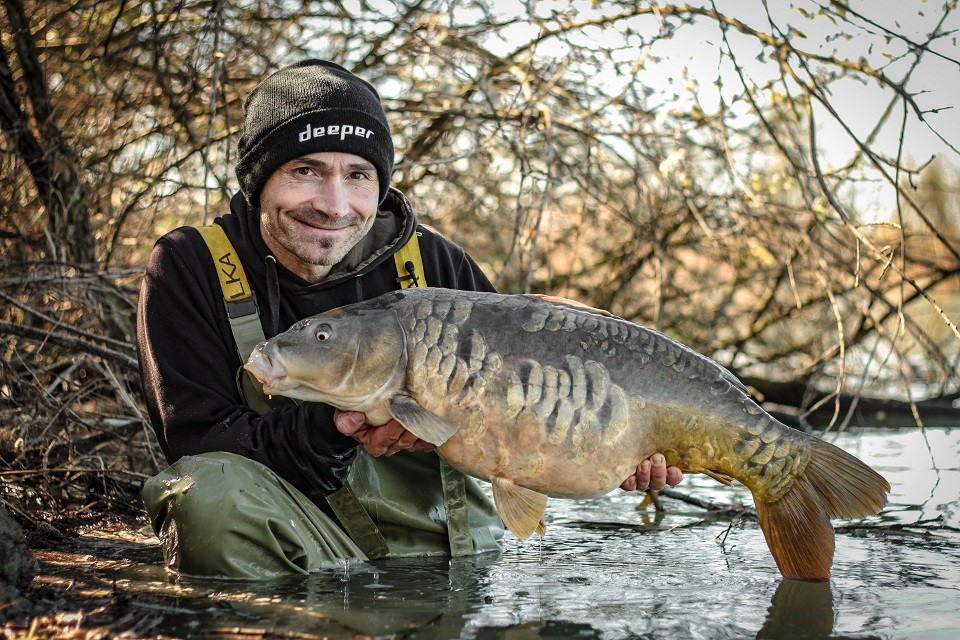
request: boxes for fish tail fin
[754,475,835,581]
[754,437,889,581]
[804,437,890,520]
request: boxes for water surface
[34,427,960,639]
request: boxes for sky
[490,1,955,197]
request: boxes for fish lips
[245,343,292,391]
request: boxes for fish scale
[247,287,890,581]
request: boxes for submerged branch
[658,492,959,538]
[658,487,756,519]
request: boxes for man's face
[259,151,380,282]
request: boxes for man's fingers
[666,466,683,487]
[648,453,667,491]
[333,409,367,436]
[620,460,650,491]
[384,432,417,457]
[379,420,407,442]
[350,419,434,457]
[634,459,652,490]
[334,411,467,457]
[394,430,420,450]
[620,454,684,493]
[366,421,405,456]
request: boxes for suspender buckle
[226,295,258,319]
[397,260,421,287]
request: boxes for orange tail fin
[754,438,890,581]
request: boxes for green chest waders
[198,224,479,559]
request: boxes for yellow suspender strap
[196,224,256,310]
[195,224,275,416]
[393,230,426,288]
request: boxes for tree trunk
[1,0,96,266]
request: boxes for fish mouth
[243,343,332,402]
[244,344,294,393]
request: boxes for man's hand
[619,453,683,492]
[334,410,436,457]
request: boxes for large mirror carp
[245,288,889,581]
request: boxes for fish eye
[316,325,331,341]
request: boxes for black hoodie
[136,189,495,505]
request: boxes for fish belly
[436,401,653,499]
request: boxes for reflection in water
[757,579,835,639]
[470,580,841,640]
[474,620,601,639]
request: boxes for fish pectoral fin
[491,476,548,540]
[388,394,460,446]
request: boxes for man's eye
[350,171,370,180]
[293,166,313,176]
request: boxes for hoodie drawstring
[265,255,281,338]
[354,275,364,303]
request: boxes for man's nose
[311,180,350,217]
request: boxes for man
[136,60,682,578]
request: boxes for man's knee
[143,452,264,531]
[142,452,362,578]
[142,453,286,575]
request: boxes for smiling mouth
[287,214,355,231]
[297,221,351,232]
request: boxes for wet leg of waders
[141,452,364,578]
[335,451,503,557]
[440,460,475,556]
[326,483,390,560]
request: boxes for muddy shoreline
[7,510,449,639]
[4,511,172,640]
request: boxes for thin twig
[0,320,140,370]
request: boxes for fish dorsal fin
[491,477,548,540]
[525,293,749,395]
[388,394,460,446]
[523,293,621,319]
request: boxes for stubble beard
[275,207,372,268]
